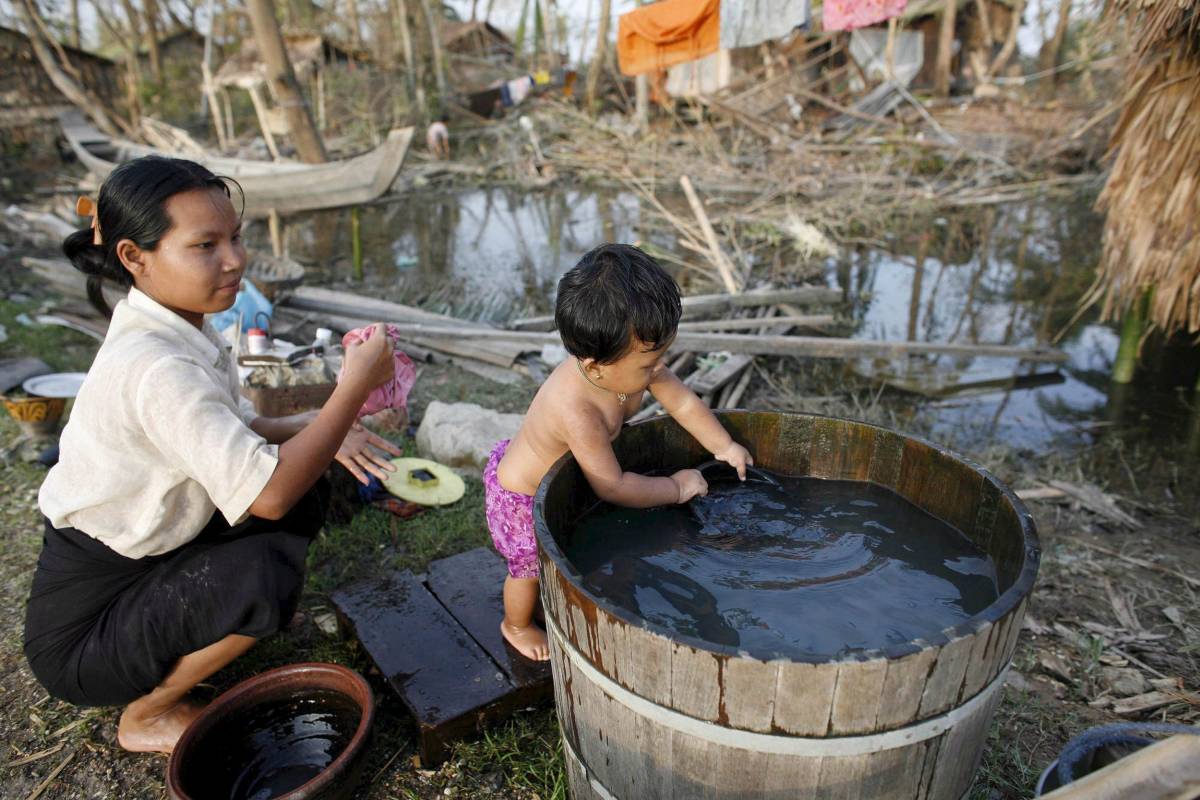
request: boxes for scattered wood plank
[0,743,64,770]
[508,286,840,332]
[1047,480,1141,529]
[677,314,834,331]
[1110,689,1200,716]
[334,323,1070,363]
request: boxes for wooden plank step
[331,548,553,766]
[427,548,553,697]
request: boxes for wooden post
[934,0,957,97]
[316,66,326,133]
[351,207,363,281]
[679,175,740,295]
[635,74,649,130]
[268,209,284,258]
[418,0,448,103]
[586,0,612,114]
[885,18,898,81]
[1112,287,1151,384]
[222,89,236,142]
[246,83,282,161]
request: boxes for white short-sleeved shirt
[39,288,280,559]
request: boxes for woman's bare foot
[117,699,205,754]
[501,620,550,661]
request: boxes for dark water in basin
[566,473,999,660]
[181,689,360,800]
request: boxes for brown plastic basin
[167,662,375,800]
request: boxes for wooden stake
[350,207,363,281]
[246,83,282,161]
[268,209,283,258]
[679,175,740,294]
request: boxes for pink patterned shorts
[484,440,538,579]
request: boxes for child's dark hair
[555,244,681,364]
[63,156,237,317]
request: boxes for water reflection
[279,188,643,323]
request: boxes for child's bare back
[496,359,643,497]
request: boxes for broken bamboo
[679,174,741,294]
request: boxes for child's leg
[501,575,549,661]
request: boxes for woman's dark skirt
[23,484,327,707]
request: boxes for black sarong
[23,483,327,707]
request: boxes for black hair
[62,156,239,317]
[554,243,681,364]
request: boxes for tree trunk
[143,0,164,84]
[934,0,957,97]
[244,0,328,163]
[346,0,362,47]
[586,0,611,113]
[390,0,421,107]
[70,0,81,48]
[470,0,478,21]
[18,0,130,138]
[987,0,1024,78]
[418,0,447,102]
[1038,0,1072,75]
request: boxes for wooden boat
[59,113,413,218]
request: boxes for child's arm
[649,369,753,478]
[248,325,394,519]
[565,407,707,507]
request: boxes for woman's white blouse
[39,288,280,559]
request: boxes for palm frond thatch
[1090,0,1200,334]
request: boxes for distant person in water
[484,244,754,660]
[25,156,400,754]
[426,114,450,159]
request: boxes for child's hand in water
[714,442,754,480]
[670,469,708,503]
[343,323,395,391]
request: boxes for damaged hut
[0,25,118,142]
[209,33,365,156]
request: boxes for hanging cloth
[617,0,721,77]
[719,0,811,50]
[822,0,909,32]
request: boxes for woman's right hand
[670,469,708,503]
[342,323,395,392]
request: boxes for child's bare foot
[501,620,550,661]
[117,699,205,754]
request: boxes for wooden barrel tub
[534,411,1039,800]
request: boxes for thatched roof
[1090,0,1200,333]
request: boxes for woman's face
[120,187,246,327]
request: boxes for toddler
[485,244,753,660]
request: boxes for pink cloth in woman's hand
[338,325,418,417]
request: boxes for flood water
[566,471,999,659]
[179,689,359,800]
[259,183,1199,490]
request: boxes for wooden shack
[440,20,515,61]
[0,25,118,134]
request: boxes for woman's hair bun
[62,228,108,277]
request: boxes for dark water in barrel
[181,689,359,800]
[566,473,1000,659]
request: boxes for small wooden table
[332,547,553,765]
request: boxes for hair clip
[75,195,102,246]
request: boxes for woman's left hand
[335,423,404,484]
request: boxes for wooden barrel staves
[534,411,1040,799]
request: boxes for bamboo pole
[679,175,741,294]
[935,0,958,97]
[246,83,282,161]
[1112,287,1151,384]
